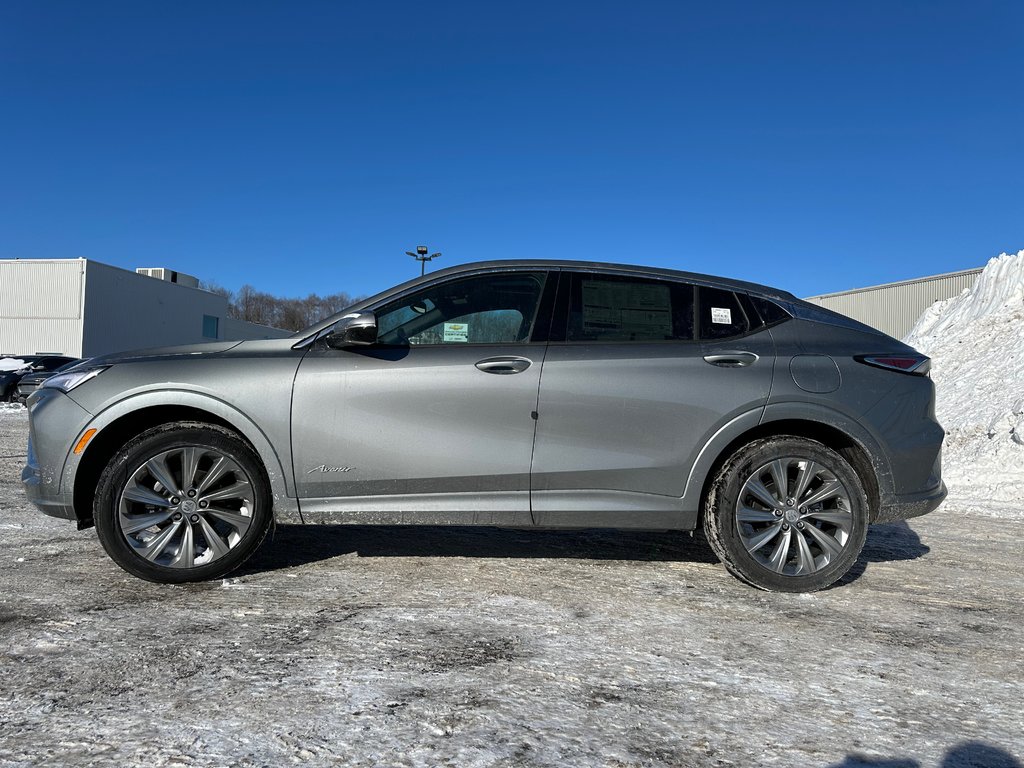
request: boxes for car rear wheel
[703,436,869,592]
[94,422,272,583]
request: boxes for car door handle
[475,356,533,375]
[703,352,759,368]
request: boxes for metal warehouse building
[0,258,290,358]
[805,267,983,340]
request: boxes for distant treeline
[200,282,361,332]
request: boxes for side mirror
[324,311,378,349]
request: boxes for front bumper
[22,465,77,520]
[21,387,94,524]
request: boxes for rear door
[530,271,775,520]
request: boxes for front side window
[376,272,547,345]
[566,274,694,342]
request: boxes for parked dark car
[15,359,82,404]
[1,355,78,402]
[22,261,946,591]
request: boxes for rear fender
[680,401,895,522]
[759,401,895,502]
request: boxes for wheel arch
[685,408,891,525]
[69,395,295,528]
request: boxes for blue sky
[1,1,1021,300]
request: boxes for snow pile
[0,358,29,372]
[905,250,1024,516]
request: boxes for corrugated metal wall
[0,260,86,356]
[806,268,982,339]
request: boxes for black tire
[703,436,869,592]
[94,421,273,583]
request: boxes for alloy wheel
[736,456,854,576]
[118,446,256,569]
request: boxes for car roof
[418,259,796,299]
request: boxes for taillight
[856,354,931,376]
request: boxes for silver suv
[22,261,946,591]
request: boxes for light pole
[406,245,441,276]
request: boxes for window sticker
[443,322,469,342]
[581,281,672,338]
[711,307,732,325]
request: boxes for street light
[406,245,441,276]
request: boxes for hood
[88,340,245,367]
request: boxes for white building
[0,258,291,358]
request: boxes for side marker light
[73,429,98,455]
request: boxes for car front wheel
[94,421,273,583]
[703,436,869,592]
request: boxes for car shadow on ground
[239,524,720,575]
[828,739,1022,767]
[833,519,931,588]
[238,518,930,583]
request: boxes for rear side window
[566,274,694,342]
[698,287,750,340]
[747,295,791,326]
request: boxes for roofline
[394,259,796,298]
[806,266,983,300]
[0,256,225,299]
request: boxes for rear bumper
[874,480,947,524]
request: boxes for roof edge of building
[807,266,983,300]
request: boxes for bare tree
[204,282,359,332]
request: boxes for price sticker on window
[443,323,469,342]
[711,307,732,325]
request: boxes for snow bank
[0,358,29,372]
[905,250,1024,517]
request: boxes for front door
[291,270,552,520]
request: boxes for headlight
[41,366,109,393]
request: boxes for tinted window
[698,287,750,340]
[566,274,694,342]
[747,295,791,326]
[376,272,547,345]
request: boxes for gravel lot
[1,406,1021,767]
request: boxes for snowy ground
[0,407,1021,768]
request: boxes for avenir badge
[306,465,356,474]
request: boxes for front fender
[63,389,300,518]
